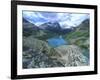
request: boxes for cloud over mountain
[23,11,89,29]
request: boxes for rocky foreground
[23,36,89,68]
[54,45,89,66]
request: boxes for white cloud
[59,14,89,28]
[23,11,89,28]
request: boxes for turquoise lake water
[47,37,67,47]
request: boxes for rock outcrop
[54,45,89,66]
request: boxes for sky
[23,11,89,29]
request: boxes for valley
[22,17,90,68]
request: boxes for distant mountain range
[23,18,74,34]
[40,21,73,34]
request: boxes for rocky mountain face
[40,21,73,34]
[76,19,89,31]
[40,22,61,31]
[23,18,41,37]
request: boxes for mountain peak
[23,18,30,23]
[39,21,62,32]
